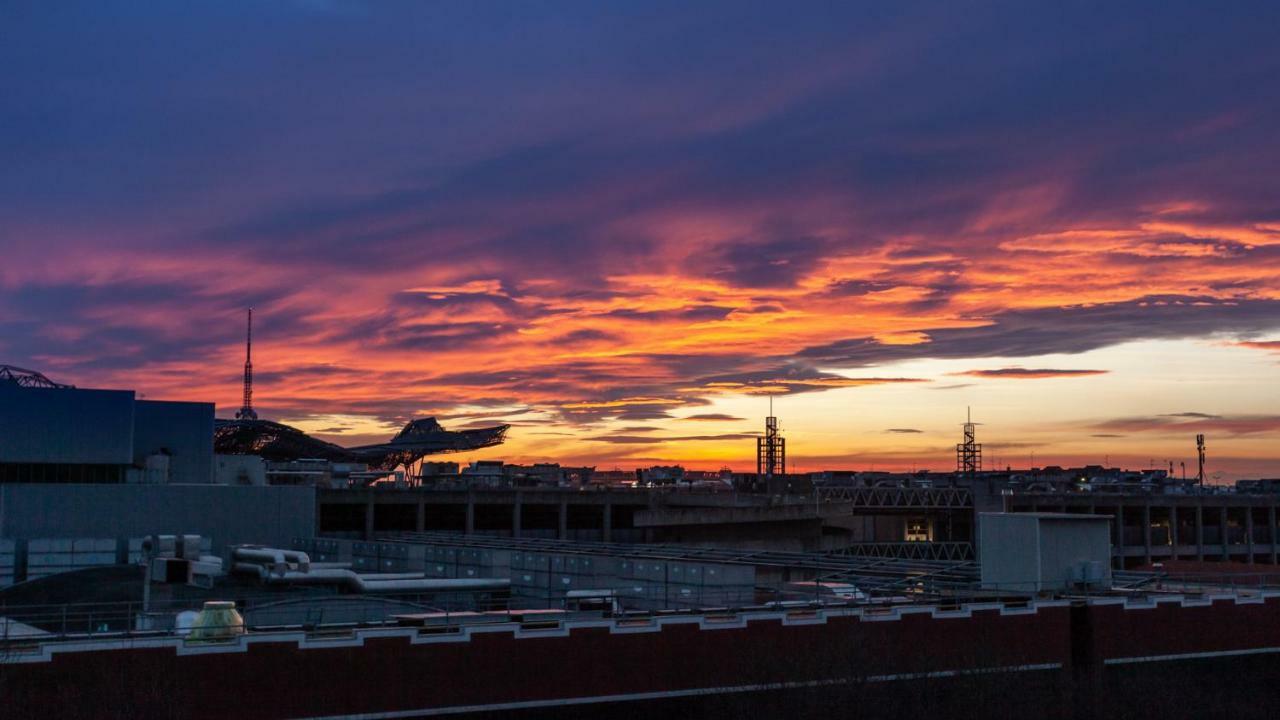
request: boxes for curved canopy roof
[214,417,508,469]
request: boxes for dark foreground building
[3,582,1280,718]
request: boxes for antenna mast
[235,308,258,420]
[757,395,785,479]
[1196,434,1206,485]
[956,406,982,477]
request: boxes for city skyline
[3,2,1279,477]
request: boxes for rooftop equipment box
[979,513,1112,592]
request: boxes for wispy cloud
[954,368,1109,379]
[1236,341,1280,353]
[586,432,760,445]
[1094,414,1280,436]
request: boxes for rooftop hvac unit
[1069,560,1105,586]
[979,513,1112,592]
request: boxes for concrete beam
[635,504,819,528]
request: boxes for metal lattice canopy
[0,365,74,389]
[214,417,509,470]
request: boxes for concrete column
[1246,507,1255,564]
[13,538,28,583]
[465,493,475,535]
[513,492,523,539]
[602,501,613,543]
[1142,504,1152,565]
[1195,504,1204,561]
[1220,506,1229,560]
[558,499,568,540]
[415,501,425,533]
[1264,502,1274,563]
[1113,503,1124,569]
[364,500,375,540]
[1169,505,1179,559]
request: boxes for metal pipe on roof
[268,569,507,593]
[232,552,508,593]
[232,547,311,574]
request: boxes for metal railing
[830,542,975,561]
[816,486,973,509]
[6,571,1280,653]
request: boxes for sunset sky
[3,2,1279,478]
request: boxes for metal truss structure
[215,417,508,470]
[235,308,258,421]
[816,485,973,510]
[376,530,981,597]
[956,408,982,476]
[829,541,975,562]
[756,401,785,477]
[0,365,74,389]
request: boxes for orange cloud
[1236,341,1280,353]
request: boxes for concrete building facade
[0,381,214,484]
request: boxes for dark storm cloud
[602,305,736,323]
[554,328,620,344]
[800,296,1280,367]
[5,2,1278,256]
[733,304,786,315]
[690,237,831,288]
[0,279,303,375]
[613,407,676,421]
[694,363,925,395]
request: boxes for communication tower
[235,308,258,420]
[956,407,982,476]
[756,397,785,477]
[1196,434,1206,485]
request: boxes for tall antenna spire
[235,308,258,420]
